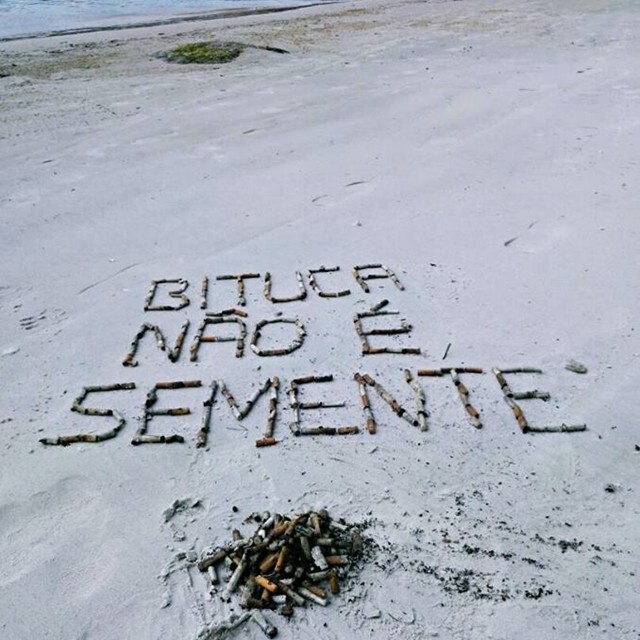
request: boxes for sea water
[0,0,328,39]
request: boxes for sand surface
[1,0,639,638]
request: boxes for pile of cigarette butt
[198,509,363,637]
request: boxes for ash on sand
[197,508,367,638]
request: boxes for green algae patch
[163,41,246,64]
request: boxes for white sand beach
[1,0,639,638]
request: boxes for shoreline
[0,1,341,43]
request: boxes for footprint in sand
[18,307,67,331]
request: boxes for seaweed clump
[164,41,245,64]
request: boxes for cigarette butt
[370,299,389,312]
[337,426,359,435]
[259,552,279,574]
[206,307,248,318]
[310,514,322,535]
[362,327,412,336]
[255,575,279,594]
[311,546,328,570]
[299,427,336,436]
[266,347,293,357]
[298,401,345,410]
[155,380,202,389]
[198,548,227,572]
[207,565,218,585]
[299,536,312,561]
[72,406,112,416]
[269,521,289,541]
[122,353,136,367]
[325,555,347,566]
[196,430,208,448]
[417,369,443,377]
[352,530,363,555]
[251,611,278,638]
[131,434,184,445]
[512,390,551,400]
[327,570,340,595]
[526,424,587,433]
[307,570,329,582]
[316,538,335,546]
[241,597,264,610]
[40,434,90,446]
[153,407,190,416]
[366,418,377,434]
[256,437,277,448]
[275,546,289,573]
[303,583,327,599]
[458,367,484,374]
[465,405,480,419]
[276,582,305,606]
[298,586,328,606]
[293,374,333,385]
[454,379,469,395]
